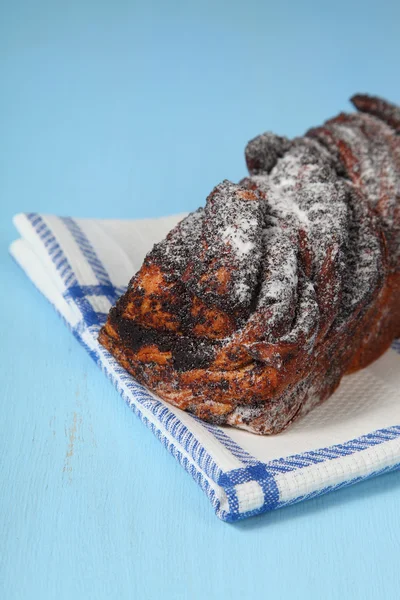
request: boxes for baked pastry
[99,94,400,434]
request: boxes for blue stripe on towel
[22,213,400,521]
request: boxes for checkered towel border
[12,212,400,521]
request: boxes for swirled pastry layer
[99,94,400,434]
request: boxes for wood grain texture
[1,0,400,598]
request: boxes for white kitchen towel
[10,212,400,521]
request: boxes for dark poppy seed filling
[110,314,218,372]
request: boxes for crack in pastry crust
[99,94,400,434]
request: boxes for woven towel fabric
[10,212,400,521]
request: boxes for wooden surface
[1,1,400,598]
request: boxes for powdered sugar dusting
[307,111,400,264]
[147,105,396,355]
[221,221,257,258]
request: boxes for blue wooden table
[1,1,400,598]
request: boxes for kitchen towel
[10,212,400,521]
